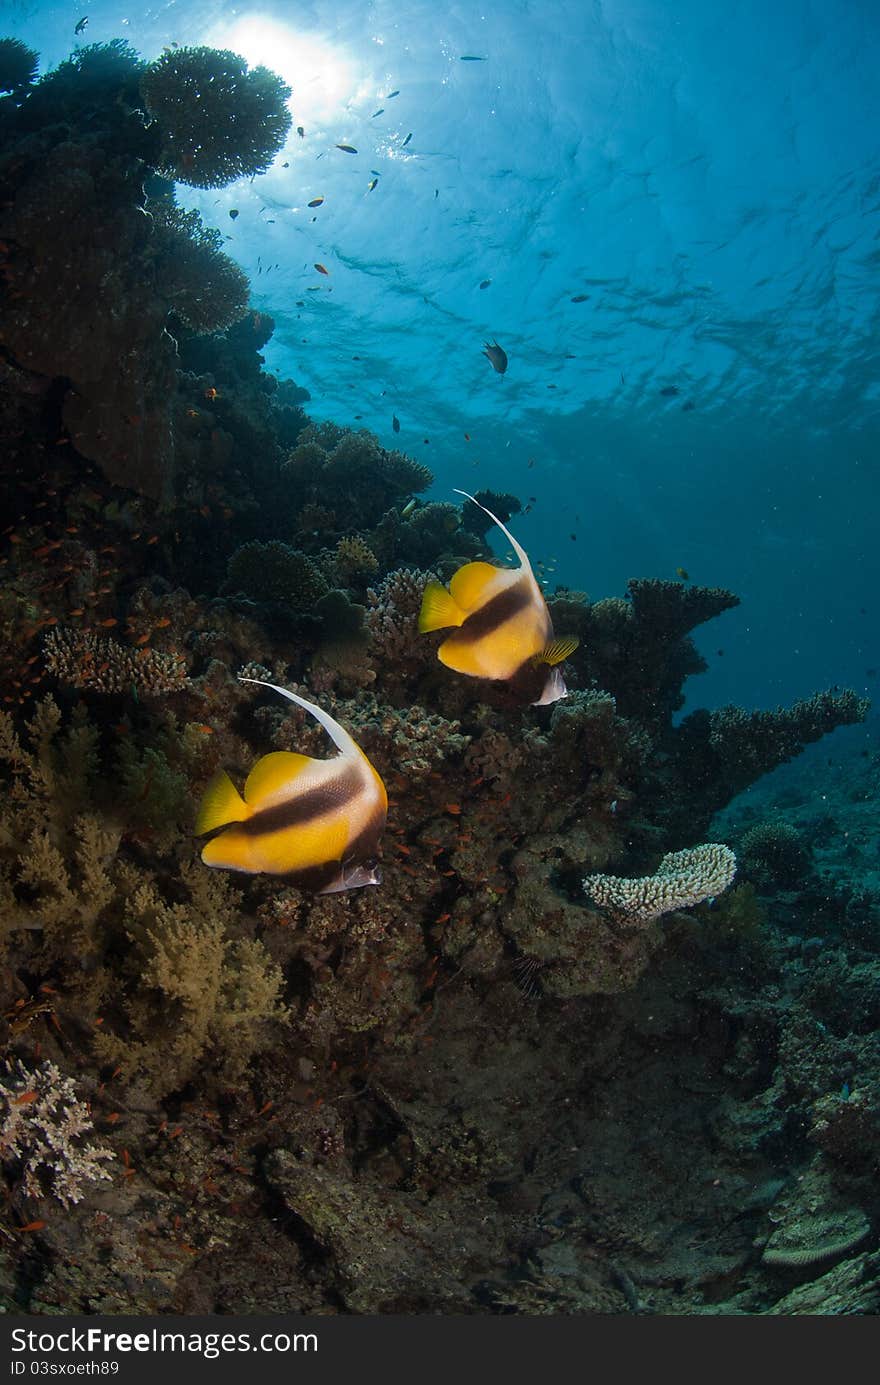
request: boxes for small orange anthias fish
[419,491,579,705]
[482,340,508,374]
[195,680,387,893]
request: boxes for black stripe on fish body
[278,858,350,893]
[239,762,362,837]
[454,577,533,647]
[277,817,385,893]
[342,814,386,865]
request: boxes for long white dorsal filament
[238,678,359,759]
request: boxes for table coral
[0,37,39,91]
[140,46,292,188]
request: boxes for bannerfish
[195,680,387,893]
[482,340,508,374]
[418,491,579,705]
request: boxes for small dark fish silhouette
[401,132,413,147]
[676,566,690,581]
[660,385,680,397]
[314,263,329,275]
[296,127,305,138]
[570,294,589,303]
[372,109,385,118]
[717,649,725,657]
[459,55,486,61]
[336,144,358,154]
[282,162,289,168]
[387,90,400,98]
[228,208,239,220]
[392,415,400,433]
[482,340,508,374]
[74,16,88,34]
[367,178,379,192]
[308,197,324,208]
[479,279,491,290]
[682,400,695,412]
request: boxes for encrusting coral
[140,46,292,188]
[583,844,737,924]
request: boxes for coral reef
[148,201,250,334]
[583,844,737,924]
[0,29,875,1317]
[0,1059,113,1206]
[225,540,328,609]
[43,627,189,695]
[739,819,811,888]
[140,47,292,188]
[0,37,38,91]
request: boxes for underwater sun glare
[205,14,363,126]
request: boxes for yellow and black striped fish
[418,490,579,705]
[195,679,387,893]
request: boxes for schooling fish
[482,340,508,374]
[418,491,578,705]
[196,680,387,893]
[336,144,358,154]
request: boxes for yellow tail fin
[195,769,249,836]
[418,580,464,633]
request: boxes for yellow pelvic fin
[449,560,503,612]
[244,751,316,807]
[195,770,249,836]
[418,580,464,633]
[534,636,580,667]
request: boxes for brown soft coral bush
[0,698,287,1096]
[92,863,287,1095]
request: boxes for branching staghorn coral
[366,567,434,664]
[140,46,292,188]
[583,843,737,925]
[0,1059,113,1206]
[44,627,189,695]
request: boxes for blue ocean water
[7,0,877,717]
